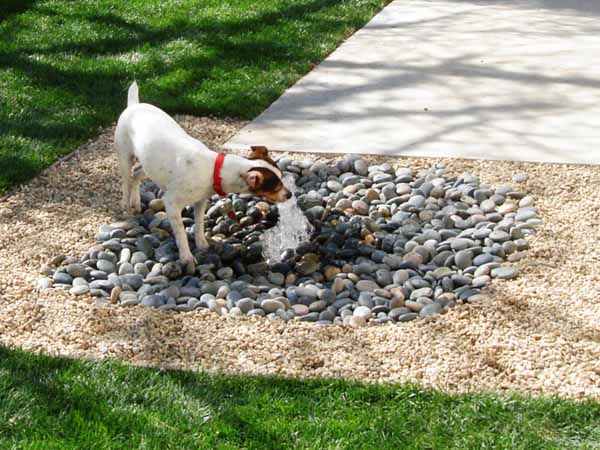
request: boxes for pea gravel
[1,116,599,399]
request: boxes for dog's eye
[262,175,281,192]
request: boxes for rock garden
[37,153,540,327]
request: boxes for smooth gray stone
[432,267,454,279]
[491,266,519,279]
[389,307,410,320]
[450,238,474,251]
[89,288,108,297]
[180,286,201,298]
[473,253,495,266]
[236,298,255,314]
[158,303,178,311]
[354,262,376,275]
[89,279,114,291]
[121,298,141,306]
[419,302,442,318]
[134,263,150,276]
[175,304,193,312]
[295,285,319,298]
[372,305,390,315]
[200,293,216,303]
[131,251,148,265]
[319,309,336,322]
[66,264,87,278]
[261,299,285,313]
[489,230,510,242]
[375,269,393,286]
[118,262,134,275]
[397,312,419,322]
[309,300,327,312]
[142,294,166,307]
[317,288,335,303]
[515,209,537,222]
[247,308,266,317]
[267,272,285,286]
[53,272,73,285]
[454,249,473,270]
[502,241,517,254]
[102,239,122,252]
[353,306,372,319]
[187,298,201,309]
[358,295,375,308]
[216,285,231,299]
[217,267,234,279]
[472,275,491,288]
[120,274,144,291]
[515,239,529,251]
[356,280,379,292]
[332,298,353,309]
[119,248,132,264]
[73,274,89,287]
[392,270,410,285]
[354,159,368,176]
[96,259,115,274]
[297,312,320,322]
[410,287,433,300]
[70,285,90,296]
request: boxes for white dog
[114,82,290,273]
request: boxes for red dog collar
[213,153,226,196]
[213,153,237,220]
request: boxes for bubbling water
[261,175,313,263]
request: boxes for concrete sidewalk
[226,0,600,164]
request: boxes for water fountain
[261,175,313,263]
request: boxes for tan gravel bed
[1,115,599,400]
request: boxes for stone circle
[37,155,541,326]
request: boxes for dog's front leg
[193,199,209,250]
[164,197,196,274]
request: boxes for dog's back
[115,82,212,190]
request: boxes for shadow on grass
[0,0,389,192]
[0,0,39,21]
[1,345,600,450]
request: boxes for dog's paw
[181,255,197,275]
[195,237,210,250]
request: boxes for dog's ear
[243,169,264,190]
[248,145,280,173]
[249,146,269,160]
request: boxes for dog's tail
[127,81,139,107]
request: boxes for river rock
[41,160,537,325]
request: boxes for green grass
[0,0,389,194]
[1,346,599,449]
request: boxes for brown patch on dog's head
[247,146,279,172]
[243,167,291,202]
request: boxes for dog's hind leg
[114,130,136,213]
[117,156,135,213]
[129,160,144,214]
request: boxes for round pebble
[491,266,520,279]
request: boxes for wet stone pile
[37,155,541,326]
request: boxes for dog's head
[242,146,291,202]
